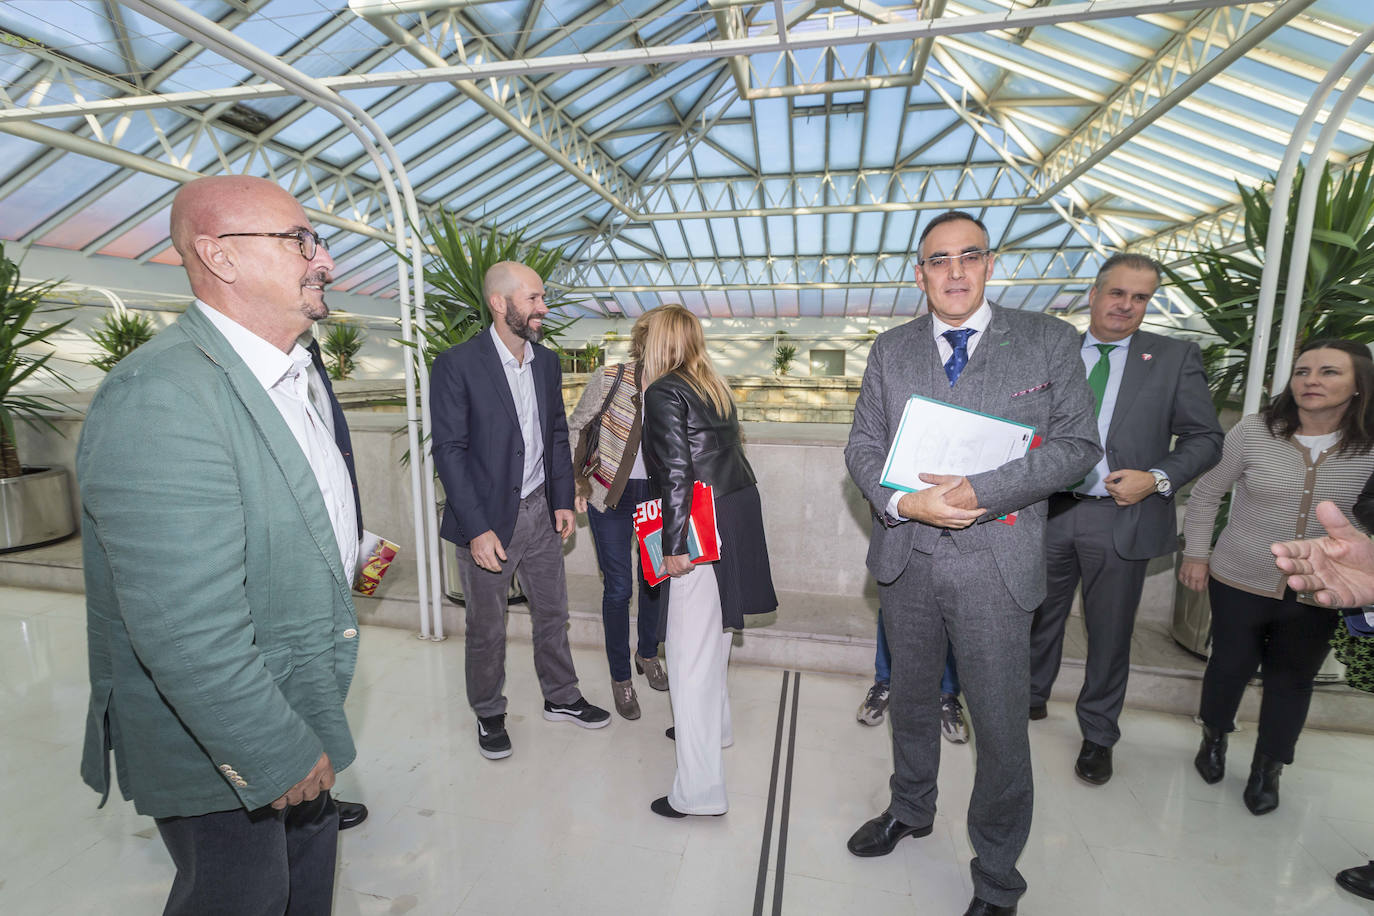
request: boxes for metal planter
[0,466,75,552]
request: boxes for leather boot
[1243,750,1283,815]
[1193,725,1227,785]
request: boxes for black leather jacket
[642,372,756,555]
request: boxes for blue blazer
[430,329,574,547]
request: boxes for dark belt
[1055,491,1112,501]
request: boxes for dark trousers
[586,477,663,681]
[455,484,581,717]
[1200,580,1338,764]
[881,537,1032,907]
[1030,495,1150,746]
[154,792,338,916]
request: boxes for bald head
[171,176,300,266]
[484,261,541,305]
[170,175,335,351]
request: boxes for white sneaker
[857,682,890,726]
[940,694,968,744]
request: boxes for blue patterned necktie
[943,328,976,386]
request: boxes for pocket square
[1011,381,1051,398]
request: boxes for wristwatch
[1150,469,1172,496]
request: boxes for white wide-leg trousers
[665,561,733,815]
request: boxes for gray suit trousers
[455,485,581,717]
[881,534,1032,907]
[1029,496,1149,746]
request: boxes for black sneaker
[477,714,512,759]
[543,696,611,729]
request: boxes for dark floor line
[771,671,802,916]
[753,670,792,916]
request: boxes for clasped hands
[896,474,984,529]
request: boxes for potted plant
[772,342,798,376]
[1163,156,1374,657]
[409,216,582,600]
[89,310,156,372]
[0,241,76,551]
[320,321,365,381]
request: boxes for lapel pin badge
[1141,353,1153,361]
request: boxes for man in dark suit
[1029,254,1222,785]
[845,211,1101,916]
[303,334,370,831]
[430,261,609,760]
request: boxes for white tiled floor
[3,584,1374,915]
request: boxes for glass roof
[1,0,1372,323]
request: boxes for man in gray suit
[1029,254,1222,785]
[845,211,1100,916]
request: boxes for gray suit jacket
[1095,329,1222,559]
[846,305,1101,610]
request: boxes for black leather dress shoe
[337,801,369,831]
[963,897,1017,915]
[1075,739,1113,785]
[846,812,933,857]
[1336,861,1374,901]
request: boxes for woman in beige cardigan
[568,314,667,720]
[1180,338,1374,815]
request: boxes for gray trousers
[455,485,581,718]
[1029,496,1149,747]
[880,535,1032,907]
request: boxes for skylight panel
[0,1,124,74]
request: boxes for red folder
[633,482,719,586]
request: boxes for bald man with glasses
[79,175,364,912]
[845,211,1100,916]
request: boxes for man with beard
[431,261,610,759]
[79,175,360,911]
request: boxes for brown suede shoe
[612,679,641,719]
[635,653,669,691]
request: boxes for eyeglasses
[216,228,329,261]
[920,249,993,271]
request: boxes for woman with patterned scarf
[568,312,668,719]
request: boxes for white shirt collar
[930,300,993,340]
[1084,328,1133,350]
[489,323,534,369]
[197,300,311,390]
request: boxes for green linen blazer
[78,303,359,818]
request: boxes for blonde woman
[567,314,668,720]
[639,304,777,818]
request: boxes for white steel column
[1241,25,1374,413]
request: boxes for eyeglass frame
[216,228,329,261]
[918,249,994,272]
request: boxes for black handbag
[574,364,627,480]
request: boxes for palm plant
[89,311,156,373]
[772,342,798,376]
[0,241,70,479]
[1163,155,1374,410]
[412,213,579,369]
[320,321,365,381]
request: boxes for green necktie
[1071,343,1115,491]
[1087,343,1115,416]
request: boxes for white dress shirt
[198,301,358,576]
[489,324,545,498]
[888,300,994,521]
[1077,330,1132,496]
